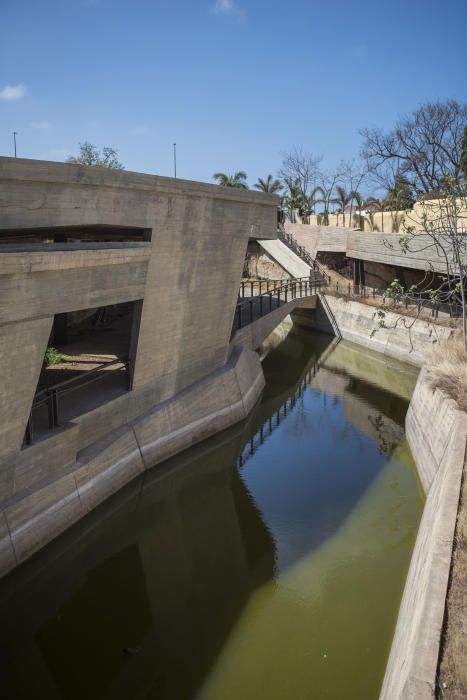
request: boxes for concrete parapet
[381,371,467,699]
[308,294,453,366]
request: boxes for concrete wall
[284,223,465,276]
[0,157,277,463]
[0,345,265,577]
[284,223,349,257]
[380,371,467,699]
[0,157,281,575]
[301,294,453,366]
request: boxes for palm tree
[365,197,387,232]
[351,192,365,230]
[213,171,248,189]
[253,175,282,194]
[332,186,352,227]
[281,180,304,224]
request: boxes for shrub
[44,347,66,367]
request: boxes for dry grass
[425,332,467,411]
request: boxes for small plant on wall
[44,347,66,367]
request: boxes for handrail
[233,275,327,332]
[25,359,129,445]
[326,282,463,319]
[277,224,331,283]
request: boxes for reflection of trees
[367,413,401,456]
[237,355,408,471]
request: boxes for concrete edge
[380,373,467,699]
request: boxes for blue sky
[1,0,466,185]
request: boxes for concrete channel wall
[0,346,265,576]
[293,294,453,365]
[308,293,465,699]
[381,372,467,699]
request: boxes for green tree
[66,142,124,169]
[253,175,282,193]
[213,171,248,189]
[386,175,415,210]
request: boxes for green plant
[44,347,66,366]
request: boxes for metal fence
[25,359,129,445]
[234,275,327,332]
[326,282,463,320]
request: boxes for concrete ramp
[258,238,311,278]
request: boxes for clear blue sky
[1,0,466,185]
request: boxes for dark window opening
[24,299,143,446]
[0,224,151,246]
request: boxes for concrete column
[0,317,53,460]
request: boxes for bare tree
[278,147,322,222]
[380,181,467,348]
[338,159,367,227]
[360,100,467,194]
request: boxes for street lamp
[173,142,177,178]
[13,131,17,158]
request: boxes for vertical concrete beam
[0,317,53,459]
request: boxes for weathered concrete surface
[0,346,265,576]
[284,224,465,275]
[304,294,453,366]
[0,156,277,460]
[0,317,53,460]
[347,231,466,275]
[233,296,318,351]
[381,371,467,699]
[284,223,350,257]
[257,239,311,278]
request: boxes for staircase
[277,224,330,287]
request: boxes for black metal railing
[237,364,320,469]
[234,276,327,332]
[326,282,463,319]
[25,359,129,445]
[277,224,331,283]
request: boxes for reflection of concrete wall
[321,340,418,401]
[0,431,275,700]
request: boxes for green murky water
[0,330,424,700]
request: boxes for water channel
[0,328,424,700]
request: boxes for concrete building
[0,156,284,576]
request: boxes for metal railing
[277,224,331,283]
[326,282,464,320]
[25,359,129,445]
[234,276,327,332]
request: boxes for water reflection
[0,329,423,700]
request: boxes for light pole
[13,131,17,158]
[173,142,177,178]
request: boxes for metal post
[13,131,17,158]
[25,413,34,445]
[52,390,59,426]
[173,142,177,178]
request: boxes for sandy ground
[438,457,467,699]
